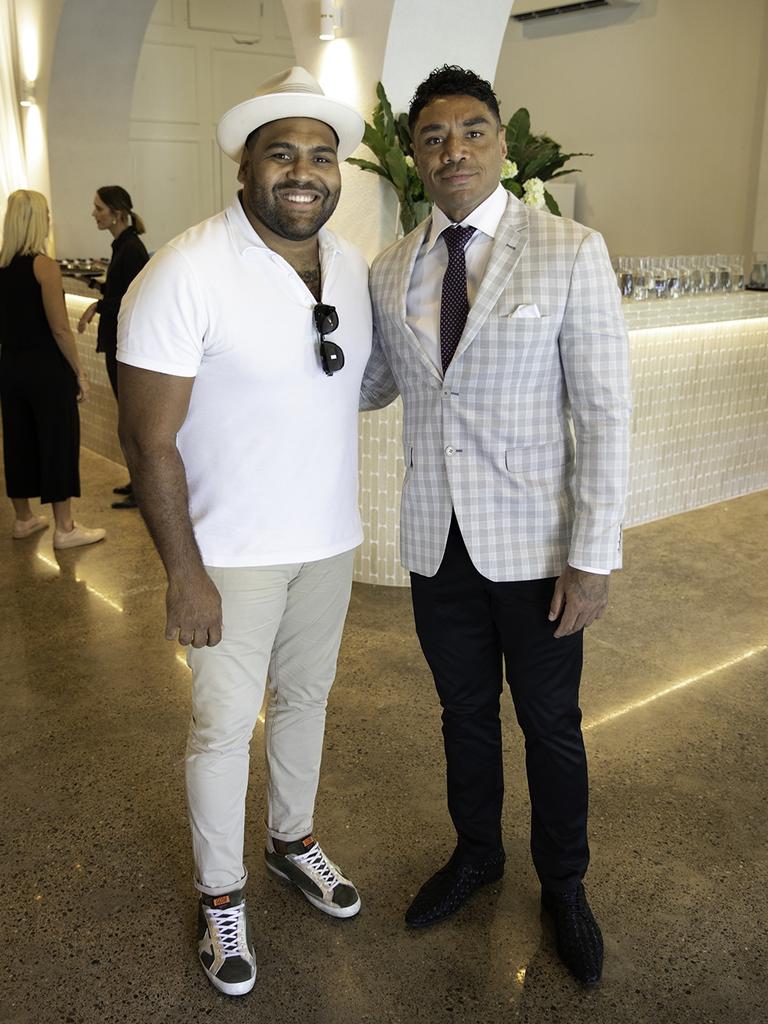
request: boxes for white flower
[500,159,518,181]
[522,176,546,209]
[405,155,415,168]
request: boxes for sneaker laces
[206,903,247,958]
[294,844,343,890]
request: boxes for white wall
[495,0,768,257]
[753,34,768,254]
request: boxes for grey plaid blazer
[360,193,631,581]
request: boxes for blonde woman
[78,185,148,508]
[0,190,105,547]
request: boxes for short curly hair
[408,65,501,134]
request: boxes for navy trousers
[410,513,590,893]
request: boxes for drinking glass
[652,259,669,299]
[632,257,649,301]
[749,252,768,288]
[684,256,696,296]
[717,253,732,292]
[615,256,633,299]
[666,257,682,299]
[730,254,745,291]
[705,255,721,293]
[689,256,705,294]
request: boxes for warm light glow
[515,966,527,985]
[584,645,767,731]
[23,103,45,168]
[66,294,96,310]
[633,317,768,338]
[19,19,39,82]
[80,583,124,614]
[35,552,124,612]
[318,39,358,113]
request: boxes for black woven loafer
[405,848,505,928]
[541,882,603,986]
[111,492,138,509]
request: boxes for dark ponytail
[96,184,146,235]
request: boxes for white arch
[47,0,157,255]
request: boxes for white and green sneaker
[265,834,361,919]
[197,889,256,996]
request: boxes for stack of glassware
[748,251,768,289]
[612,254,747,301]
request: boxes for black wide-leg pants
[0,351,80,504]
[410,514,590,893]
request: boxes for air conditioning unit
[511,0,641,21]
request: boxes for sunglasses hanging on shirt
[313,303,345,376]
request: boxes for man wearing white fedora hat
[117,67,370,997]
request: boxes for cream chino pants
[185,549,354,896]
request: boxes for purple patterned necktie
[440,224,476,373]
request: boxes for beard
[244,179,340,242]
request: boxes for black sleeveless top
[0,253,60,356]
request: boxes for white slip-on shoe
[198,889,256,996]
[12,515,48,539]
[265,834,361,918]
[53,522,106,549]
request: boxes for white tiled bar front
[66,285,124,467]
[67,291,768,587]
[623,293,768,529]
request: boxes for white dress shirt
[406,183,508,374]
[405,184,607,577]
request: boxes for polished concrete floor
[2,448,767,1024]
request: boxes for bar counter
[622,292,768,530]
[66,283,124,467]
[66,288,768,587]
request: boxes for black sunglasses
[313,303,345,376]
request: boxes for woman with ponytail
[78,185,149,508]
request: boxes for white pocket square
[510,303,542,318]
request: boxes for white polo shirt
[117,194,372,567]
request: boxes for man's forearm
[122,440,205,582]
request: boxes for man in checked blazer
[360,66,631,987]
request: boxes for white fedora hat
[216,66,364,163]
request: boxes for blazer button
[445,446,456,456]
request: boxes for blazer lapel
[389,219,443,382]
[452,195,529,363]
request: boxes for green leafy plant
[346,83,429,235]
[500,107,590,215]
[347,83,591,230]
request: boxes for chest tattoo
[297,264,321,300]
[298,266,320,286]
